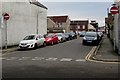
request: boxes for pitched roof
[30,0,48,9]
[48,16,68,23]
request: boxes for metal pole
[5,20,7,49]
[118,1,120,55]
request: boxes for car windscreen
[85,33,97,37]
[64,33,68,35]
[55,34,62,36]
[46,35,52,38]
[81,32,86,34]
[23,35,35,40]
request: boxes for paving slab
[93,35,120,62]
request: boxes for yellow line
[85,46,120,64]
[85,46,96,60]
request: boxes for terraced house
[70,20,89,32]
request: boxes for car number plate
[22,45,27,47]
[87,41,92,43]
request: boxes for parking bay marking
[60,58,72,61]
[75,59,86,62]
[2,57,87,62]
[32,57,44,60]
[46,57,58,61]
[18,57,31,60]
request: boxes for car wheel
[43,42,46,47]
[34,43,38,49]
[51,41,54,45]
[58,40,60,43]
[82,42,86,45]
[61,38,63,42]
[57,40,59,44]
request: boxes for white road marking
[75,59,86,62]
[6,57,18,60]
[18,57,31,60]
[46,58,58,61]
[60,58,72,61]
[32,57,44,60]
[2,56,88,63]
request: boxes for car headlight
[94,37,97,40]
[83,37,86,40]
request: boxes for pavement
[1,35,120,62]
[92,34,120,62]
[1,46,19,55]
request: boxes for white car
[55,33,66,42]
[19,34,46,49]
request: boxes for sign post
[118,2,120,55]
[3,13,10,49]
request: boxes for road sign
[3,13,10,20]
[110,6,119,14]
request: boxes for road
[2,37,118,78]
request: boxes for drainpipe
[36,11,38,34]
[118,1,120,55]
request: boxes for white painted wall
[1,1,47,46]
[114,13,119,50]
[61,17,70,32]
[0,2,3,48]
[113,1,119,51]
[0,2,2,79]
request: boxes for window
[78,26,80,29]
[82,25,85,29]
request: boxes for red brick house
[70,20,89,32]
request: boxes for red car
[44,33,59,45]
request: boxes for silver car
[55,33,66,42]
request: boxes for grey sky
[41,2,114,26]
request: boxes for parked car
[63,33,70,41]
[44,33,59,45]
[82,32,99,45]
[70,32,77,39]
[79,31,86,37]
[64,33,73,40]
[55,33,66,43]
[19,34,46,49]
